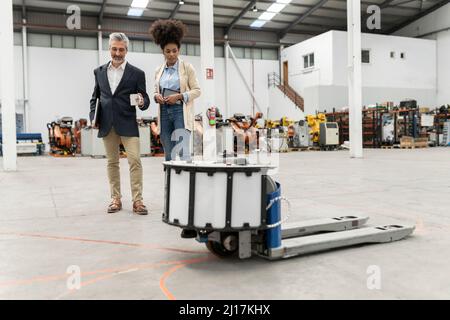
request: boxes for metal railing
[268,72,304,111]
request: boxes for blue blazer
[90,62,150,138]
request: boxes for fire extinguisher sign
[206,68,214,79]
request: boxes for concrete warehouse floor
[0,148,449,300]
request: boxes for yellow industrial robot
[306,113,326,144]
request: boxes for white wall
[332,31,436,89]
[281,31,334,90]
[436,30,450,105]
[27,47,98,138]
[280,31,334,114]
[0,46,24,112]
[11,46,277,143]
[331,30,437,110]
[393,3,450,106]
[281,30,438,113]
[267,87,304,120]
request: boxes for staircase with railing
[268,72,304,112]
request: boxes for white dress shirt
[107,60,127,94]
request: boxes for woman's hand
[164,93,182,105]
[155,93,165,104]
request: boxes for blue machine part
[266,182,282,249]
[196,234,208,243]
[0,133,44,156]
[0,133,42,143]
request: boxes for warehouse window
[102,38,109,50]
[253,48,262,60]
[62,36,75,49]
[51,35,63,48]
[401,52,406,59]
[186,43,196,56]
[262,48,278,60]
[233,47,245,59]
[14,32,23,46]
[194,44,201,56]
[28,33,51,47]
[309,53,314,66]
[75,36,97,50]
[244,48,252,59]
[131,40,144,53]
[23,33,277,61]
[214,45,224,57]
[144,41,160,53]
[223,47,276,60]
[303,52,314,68]
[362,49,370,63]
[179,43,186,55]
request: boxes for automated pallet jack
[162,161,414,260]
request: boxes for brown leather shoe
[133,200,148,215]
[107,198,122,214]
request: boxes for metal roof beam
[280,0,329,38]
[225,0,256,36]
[387,0,450,34]
[99,0,107,24]
[169,2,182,19]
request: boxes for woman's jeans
[160,103,191,161]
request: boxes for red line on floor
[0,231,208,254]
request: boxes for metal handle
[265,196,291,229]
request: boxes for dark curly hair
[149,19,187,50]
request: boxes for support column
[347,0,363,158]
[1,0,17,171]
[98,25,103,66]
[199,0,216,161]
[22,18,29,132]
[224,39,230,119]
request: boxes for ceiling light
[252,5,258,12]
[128,8,144,16]
[179,0,184,4]
[259,11,276,21]
[130,0,149,8]
[267,3,286,13]
[250,20,267,28]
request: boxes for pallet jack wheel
[205,233,238,257]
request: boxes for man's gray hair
[109,32,129,48]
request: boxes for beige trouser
[103,127,143,202]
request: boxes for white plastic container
[163,161,273,230]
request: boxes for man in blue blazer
[90,32,150,215]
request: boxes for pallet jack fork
[202,217,414,260]
[265,217,413,260]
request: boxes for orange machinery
[47,117,77,156]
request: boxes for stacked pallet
[400,137,414,149]
[400,136,428,149]
[414,137,428,148]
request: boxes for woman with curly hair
[149,19,201,162]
